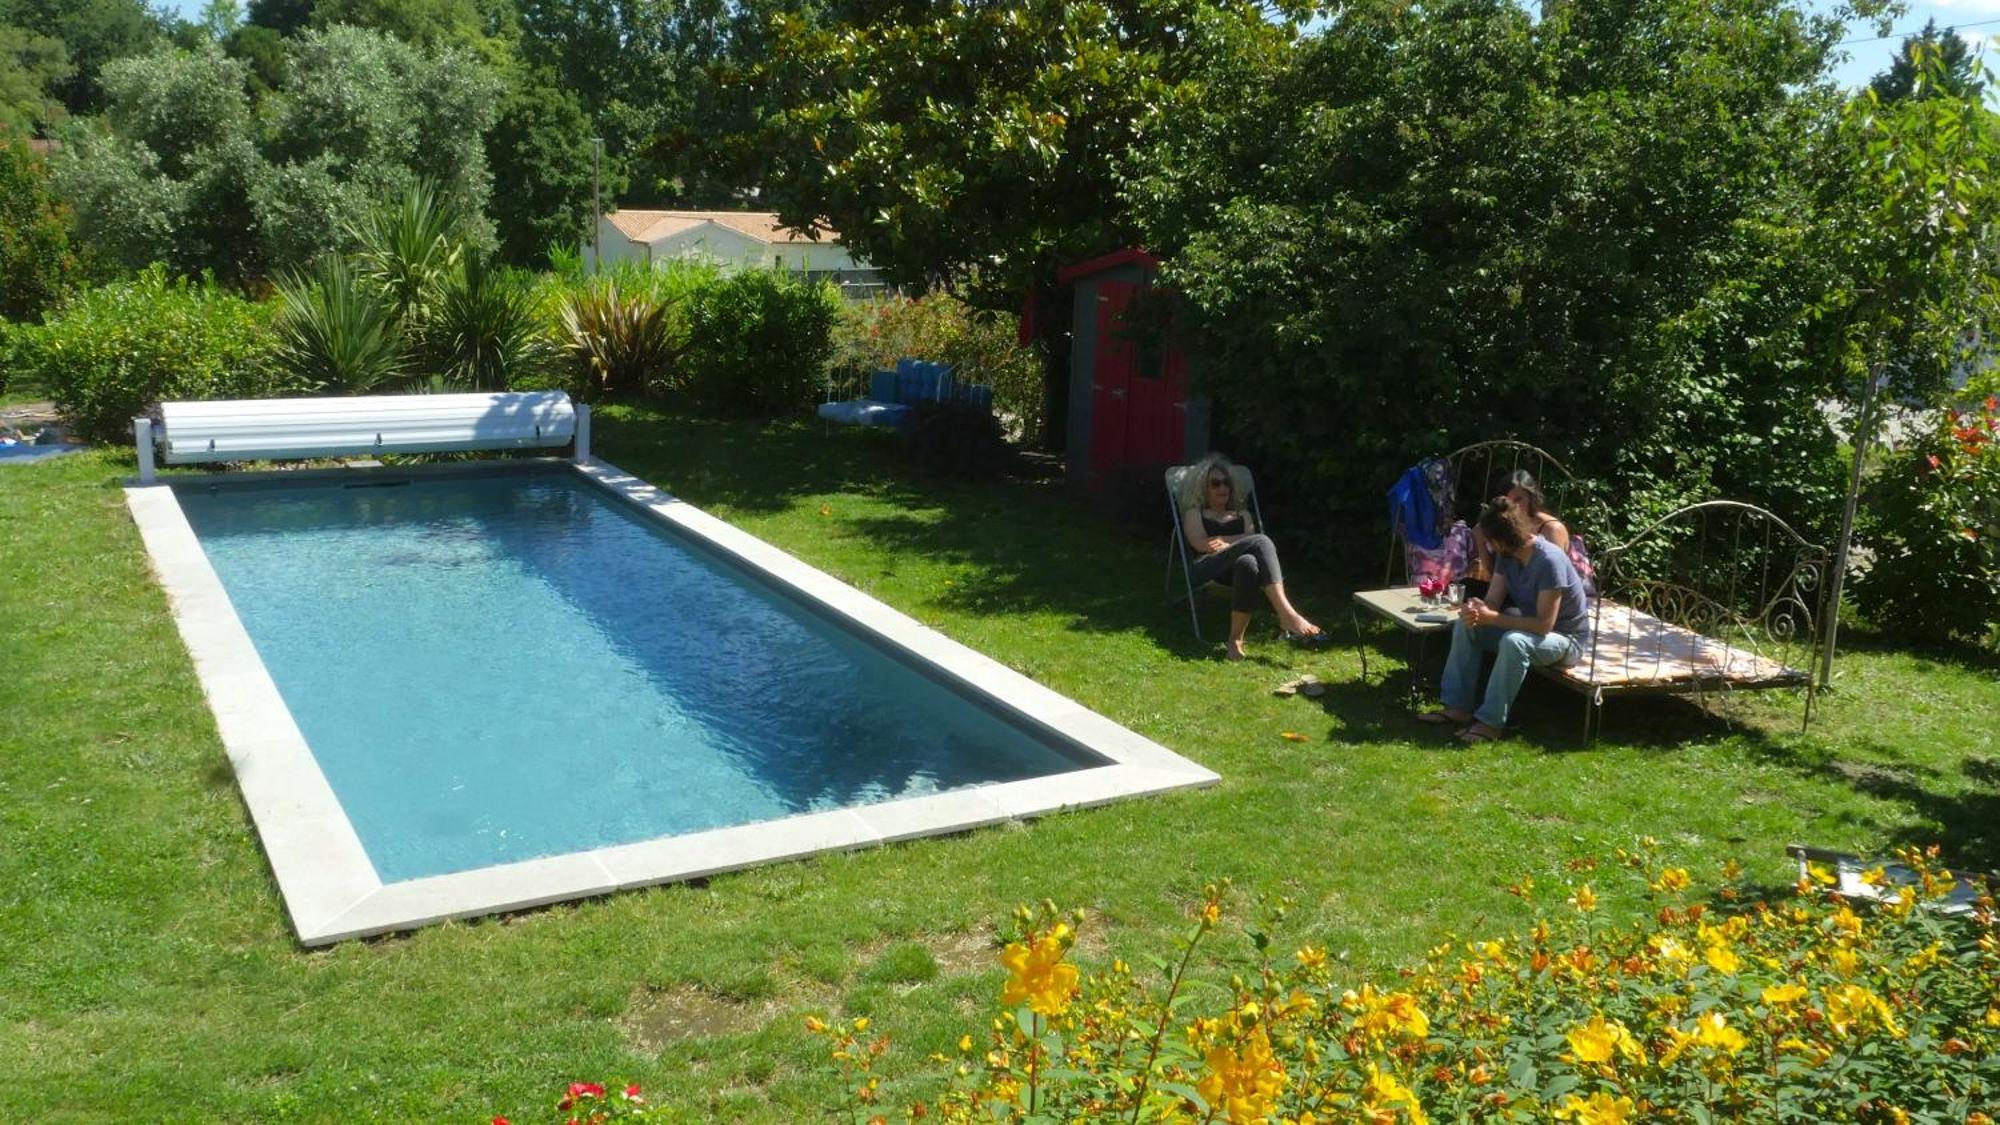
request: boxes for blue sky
[153,0,1985,92]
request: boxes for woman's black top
[1200,511,1245,537]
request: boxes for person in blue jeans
[1420,496,1591,744]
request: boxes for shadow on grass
[1830,624,2000,678]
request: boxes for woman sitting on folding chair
[1179,454,1326,660]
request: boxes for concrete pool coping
[125,457,1219,946]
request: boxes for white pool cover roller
[153,392,579,467]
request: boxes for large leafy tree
[0,0,165,115]
[0,24,68,133]
[1123,0,1864,537]
[514,0,790,207]
[757,0,1304,443]
[486,65,595,266]
[53,26,499,279]
[54,43,262,277]
[257,25,501,264]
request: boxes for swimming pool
[127,459,1216,944]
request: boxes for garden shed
[1060,250,1210,493]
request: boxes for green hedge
[13,266,294,444]
[678,269,839,416]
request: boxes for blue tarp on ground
[0,442,84,464]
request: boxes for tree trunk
[1819,367,1883,688]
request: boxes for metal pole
[591,137,603,274]
[573,404,591,463]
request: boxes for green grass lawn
[1,406,1994,1121]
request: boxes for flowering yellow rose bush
[802,848,1996,1123]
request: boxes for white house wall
[590,216,867,275]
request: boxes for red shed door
[1089,282,1138,480]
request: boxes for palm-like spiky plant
[272,255,407,395]
[557,281,679,401]
[349,180,465,328]
[426,255,547,391]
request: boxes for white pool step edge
[125,457,1217,946]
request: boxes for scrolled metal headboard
[1594,500,1830,698]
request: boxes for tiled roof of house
[605,210,836,246]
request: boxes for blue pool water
[175,469,1096,882]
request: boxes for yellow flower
[1652,867,1692,893]
[1343,985,1430,1043]
[1885,885,1918,918]
[957,1034,973,1052]
[1806,862,1838,886]
[1830,906,1863,938]
[999,924,1079,1017]
[1694,1011,1747,1055]
[1704,942,1740,975]
[1564,1013,1644,1069]
[1827,947,1861,978]
[1571,884,1599,913]
[1555,1092,1636,1125]
[1825,984,1904,1039]
[1297,945,1328,970]
[1195,1025,1288,1124]
[1905,942,1943,974]
[1360,1065,1428,1125]
[1761,982,1808,1006]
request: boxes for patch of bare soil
[618,985,780,1051]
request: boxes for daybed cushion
[1557,600,1804,689]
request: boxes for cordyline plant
[788,845,1996,1124]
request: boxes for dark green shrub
[832,291,1045,444]
[902,398,1016,480]
[1854,398,2000,642]
[17,266,291,444]
[420,256,548,390]
[272,255,409,395]
[679,270,838,416]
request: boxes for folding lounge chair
[1163,463,1265,643]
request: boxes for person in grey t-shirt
[1420,497,1590,744]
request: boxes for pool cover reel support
[135,417,156,484]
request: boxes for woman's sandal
[1416,709,1469,726]
[1455,724,1506,745]
[1283,629,1334,649]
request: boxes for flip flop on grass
[1455,724,1506,745]
[1416,709,1470,726]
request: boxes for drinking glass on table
[1448,580,1464,606]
